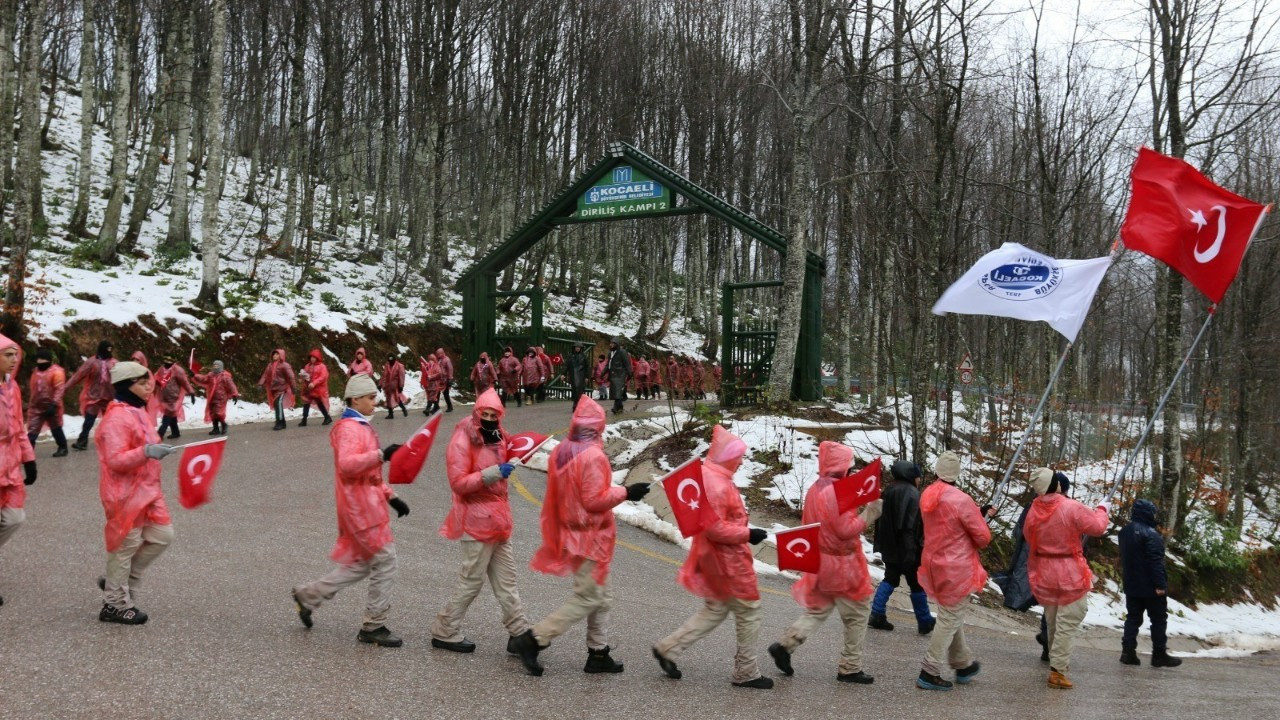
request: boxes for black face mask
[36,361,51,370]
[164,362,174,368]
[479,417,501,444]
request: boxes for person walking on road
[1,333,38,607]
[915,451,991,691]
[292,373,409,648]
[26,348,69,457]
[607,338,631,415]
[520,349,543,406]
[67,340,116,450]
[514,398,651,676]
[435,348,455,413]
[347,348,373,377]
[653,426,773,689]
[470,352,499,397]
[497,347,522,407]
[382,354,409,419]
[431,389,530,654]
[768,442,883,685]
[258,348,296,431]
[299,350,332,427]
[193,361,239,436]
[94,361,175,625]
[1119,499,1181,669]
[153,356,195,440]
[870,460,934,633]
[566,343,590,409]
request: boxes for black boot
[1120,648,1140,666]
[1151,649,1182,668]
[652,647,681,679]
[292,590,313,628]
[400,404,407,417]
[99,604,148,625]
[52,445,68,457]
[513,630,544,676]
[73,438,88,451]
[431,637,477,653]
[731,676,774,689]
[584,646,624,674]
[868,613,894,631]
[768,643,793,676]
[321,413,332,425]
[1037,632,1049,662]
[298,417,308,427]
[837,671,875,684]
[916,670,952,690]
[357,626,403,648]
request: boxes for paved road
[1,400,1275,719]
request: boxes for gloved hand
[626,482,651,502]
[382,444,402,462]
[981,503,995,519]
[499,462,515,478]
[860,498,884,524]
[388,497,410,518]
[144,444,176,460]
[23,461,37,486]
[481,465,505,486]
[1097,501,1111,515]
[748,528,768,545]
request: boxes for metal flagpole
[1103,307,1216,504]
[988,340,1073,509]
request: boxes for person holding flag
[291,374,408,647]
[870,460,934,634]
[94,361,176,625]
[512,398,651,676]
[430,388,531,654]
[767,442,883,685]
[652,425,772,689]
[1,333,37,607]
[193,360,239,436]
[915,451,991,690]
[1022,468,1109,689]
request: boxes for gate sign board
[957,353,975,385]
[576,165,671,219]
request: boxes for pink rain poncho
[258,348,296,409]
[67,354,116,416]
[469,353,498,393]
[530,399,626,584]
[193,370,239,422]
[26,362,66,434]
[154,363,195,421]
[435,349,454,381]
[382,359,407,407]
[497,351,521,396]
[129,351,161,423]
[301,351,330,406]
[1,333,35,510]
[439,389,513,544]
[918,480,991,607]
[328,411,394,564]
[348,348,373,376]
[420,356,443,403]
[520,354,542,385]
[1023,493,1109,606]
[676,425,759,602]
[790,441,874,608]
[96,400,171,552]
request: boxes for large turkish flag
[389,411,443,484]
[178,437,226,509]
[775,523,821,573]
[658,457,718,538]
[833,458,883,515]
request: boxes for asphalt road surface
[1,399,1276,719]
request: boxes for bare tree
[196,0,227,307]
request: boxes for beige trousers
[0,507,24,550]
[294,544,397,632]
[779,596,872,675]
[1044,596,1089,673]
[921,597,974,676]
[532,560,612,650]
[103,523,174,610]
[655,597,764,684]
[432,538,529,642]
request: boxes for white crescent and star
[785,537,812,558]
[186,454,213,486]
[509,436,536,453]
[676,477,702,510]
[1189,205,1228,264]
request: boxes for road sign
[958,353,975,385]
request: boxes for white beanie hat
[344,373,378,399]
[109,361,149,385]
[1030,467,1054,495]
[934,451,962,481]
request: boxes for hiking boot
[1048,669,1073,689]
[837,671,874,684]
[357,626,403,647]
[208,428,220,435]
[868,613,894,631]
[292,590,312,628]
[272,421,285,431]
[99,604,148,625]
[1151,649,1182,668]
[916,670,952,690]
[512,630,544,676]
[955,661,981,684]
[1120,648,1140,666]
[507,635,520,655]
[732,676,774,689]
[917,618,936,634]
[431,637,476,653]
[401,406,408,417]
[298,418,308,427]
[386,412,395,420]
[169,431,181,439]
[52,446,68,458]
[72,439,88,451]
[768,642,794,676]
[652,647,681,679]
[321,416,332,425]
[584,646,624,674]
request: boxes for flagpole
[988,339,1073,509]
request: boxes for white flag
[932,243,1112,342]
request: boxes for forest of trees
[0,0,1277,537]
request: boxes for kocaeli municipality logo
[978,254,1062,301]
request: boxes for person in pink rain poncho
[153,355,195,440]
[258,348,296,431]
[26,348,68,457]
[1,333,37,606]
[193,360,239,436]
[347,347,373,377]
[298,349,332,427]
[67,340,116,450]
[382,354,408,419]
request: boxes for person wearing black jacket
[566,343,590,409]
[1119,499,1181,668]
[869,460,935,634]
[606,338,631,415]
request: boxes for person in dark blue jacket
[869,460,935,634]
[1118,499,1181,668]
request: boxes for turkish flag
[188,348,202,374]
[551,353,563,365]
[834,458,883,515]
[658,457,718,538]
[178,437,226,509]
[506,431,552,463]
[389,412,443,484]
[775,523,821,573]
[1120,147,1270,303]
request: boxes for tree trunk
[195,0,226,308]
[164,4,194,253]
[1,0,45,340]
[123,15,177,252]
[97,0,137,264]
[0,1,19,211]
[67,0,97,237]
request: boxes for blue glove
[499,463,515,478]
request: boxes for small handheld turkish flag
[188,348,202,374]
[1121,147,1270,303]
[775,523,821,573]
[389,412,443,484]
[834,458,883,515]
[506,431,552,463]
[178,437,226,509]
[657,457,718,538]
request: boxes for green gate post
[721,282,735,406]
